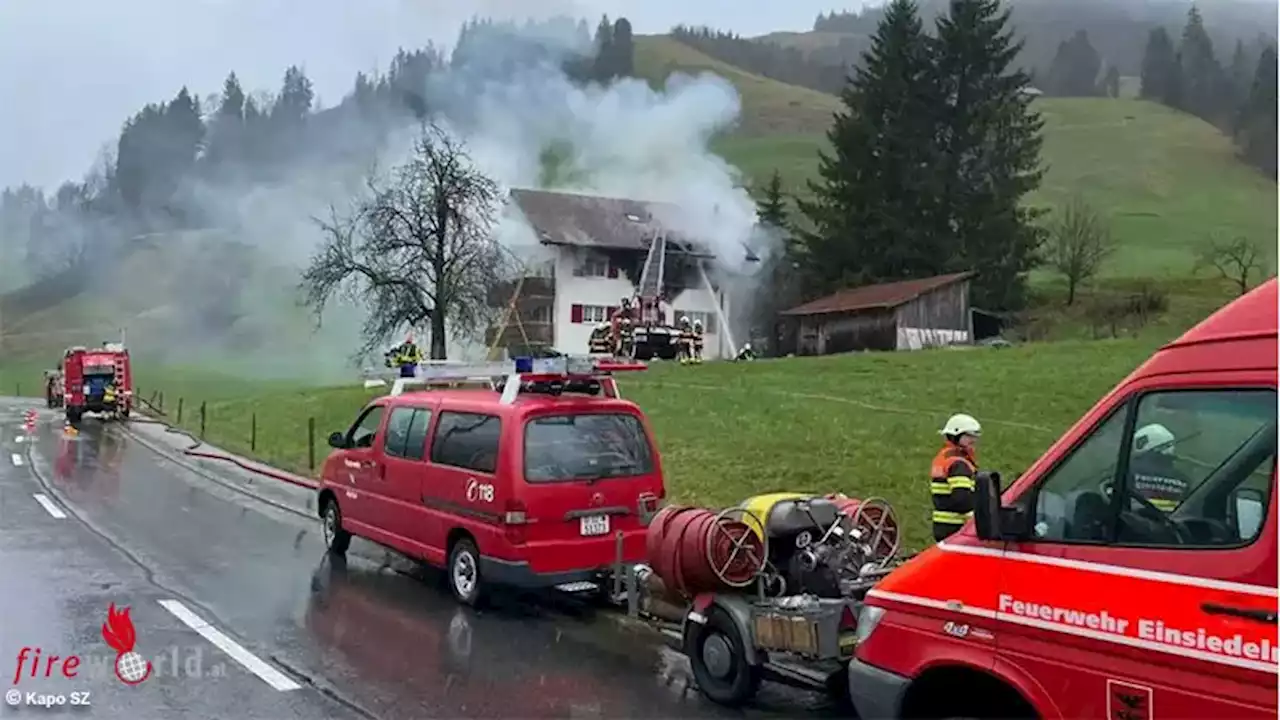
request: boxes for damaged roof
[782,272,975,317]
[508,188,715,258]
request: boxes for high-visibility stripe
[932,510,972,525]
[930,481,951,495]
[947,476,976,491]
[1149,498,1177,512]
[866,588,1279,674]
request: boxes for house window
[675,310,716,334]
[528,305,551,323]
[571,304,612,324]
[574,253,610,278]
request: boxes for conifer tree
[1140,27,1178,103]
[797,0,941,293]
[931,0,1046,311]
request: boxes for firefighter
[588,322,612,354]
[931,413,981,542]
[387,334,422,378]
[734,343,756,362]
[102,381,117,408]
[691,319,705,364]
[618,317,635,358]
[678,315,694,365]
[1130,423,1188,513]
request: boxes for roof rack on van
[388,355,647,403]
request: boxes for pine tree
[797,0,942,294]
[1140,27,1177,103]
[1237,45,1277,177]
[612,18,635,78]
[1045,30,1101,96]
[1176,6,1222,122]
[932,0,1047,311]
[756,171,789,230]
[592,16,615,82]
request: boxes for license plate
[580,515,609,536]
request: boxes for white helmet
[940,413,982,438]
[1133,423,1175,455]
[693,319,703,330]
[595,322,610,331]
[680,315,690,325]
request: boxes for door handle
[1201,603,1278,624]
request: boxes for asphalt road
[0,398,840,719]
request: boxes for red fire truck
[61,343,133,424]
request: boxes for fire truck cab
[61,344,133,424]
[849,279,1278,720]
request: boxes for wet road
[0,399,839,719]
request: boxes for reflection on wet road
[0,401,838,719]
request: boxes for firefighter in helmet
[930,413,981,542]
[588,322,612,354]
[678,315,694,364]
[385,334,423,378]
[690,319,705,364]
[1129,423,1189,513]
[734,342,756,362]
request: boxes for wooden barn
[781,272,975,355]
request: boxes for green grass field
[129,337,1162,551]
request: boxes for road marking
[32,494,67,519]
[157,600,301,691]
[11,453,23,466]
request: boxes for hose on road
[124,396,318,490]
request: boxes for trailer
[612,493,905,707]
[61,343,133,424]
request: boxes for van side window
[403,409,432,461]
[346,406,385,449]
[382,407,416,458]
[430,411,501,474]
[1034,389,1277,548]
[1032,407,1129,543]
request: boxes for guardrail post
[176,398,184,424]
[251,413,257,452]
[199,401,206,439]
[158,391,164,411]
[307,417,316,471]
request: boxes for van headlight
[855,604,886,645]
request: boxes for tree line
[0,16,636,289]
[670,26,848,94]
[754,0,1046,352]
[1140,6,1277,176]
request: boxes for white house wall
[552,248,730,358]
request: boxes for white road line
[11,453,24,466]
[157,600,301,691]
[32,494,67,519]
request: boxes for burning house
[486,188,734,359]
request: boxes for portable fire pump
[61,343,133,423]
[622,492,903,707]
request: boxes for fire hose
[645,505,769,597]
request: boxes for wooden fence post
[199,402,206,439]
[308,417,316,472]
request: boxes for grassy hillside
[633,35,840,136]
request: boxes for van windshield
[523,413,654,483]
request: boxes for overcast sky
[0,0,870,191]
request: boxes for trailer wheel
[685,607,761,707]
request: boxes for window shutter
[607,264,619,279]
[571,304,583,323]
[607,306,618,319]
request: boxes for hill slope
[633,35,840,136]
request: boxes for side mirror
[1232,488,1265,540]
[973,471,1003,541]
[327,432,347,449]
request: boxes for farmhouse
[781,272,975,355]
[486,188,733,358]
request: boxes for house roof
[781,272,975,317]
[508,188,714,258]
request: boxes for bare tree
[1046,195,1114,305]
[302,123,509,359]
[1197,235,1267,296]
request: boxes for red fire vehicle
[317,355,665,607]
[61,343,133,424]
[848,279,1278,719]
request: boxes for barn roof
[508,188,714,258]
[781,272,975,317]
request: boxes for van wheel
[447,538,486,607]
[321,500,351,555]
[685,607,761,707]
